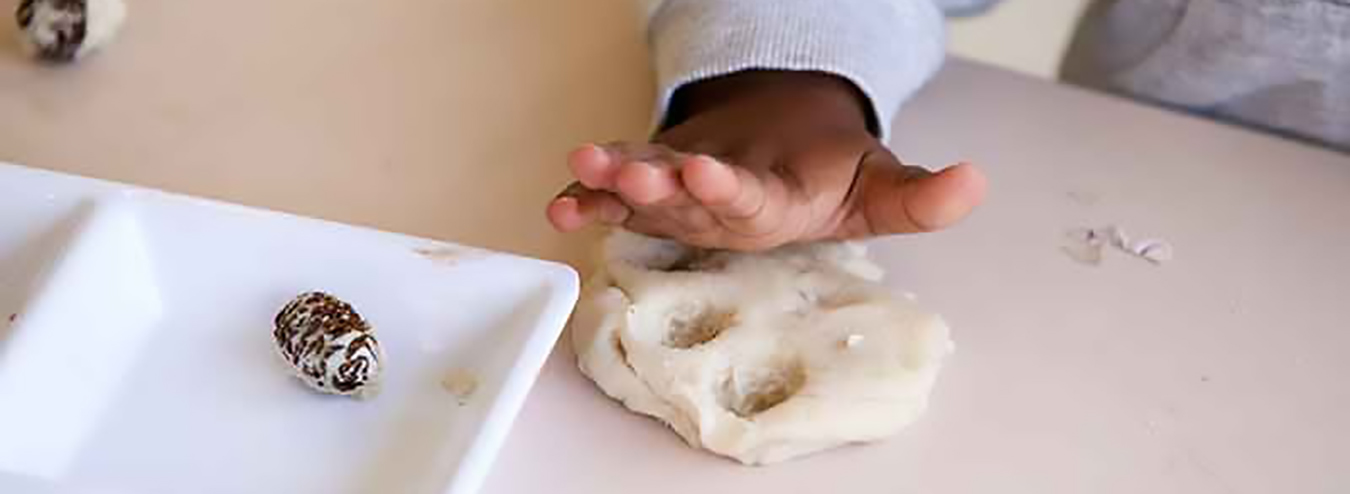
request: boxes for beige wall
[947,1,1091,79]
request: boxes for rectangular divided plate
[0,164,578,494]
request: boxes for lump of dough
[571,230,954,465]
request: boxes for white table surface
[1,0,1347,492]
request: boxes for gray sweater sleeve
[645,0,950,138]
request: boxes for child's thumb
[857,157,987,235]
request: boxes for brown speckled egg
[273,292,385,399]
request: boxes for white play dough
[571,230,954,465]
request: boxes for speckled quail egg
[15,0,126,62]
[273,292,386,399]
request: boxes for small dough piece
[273,292,385,399]
[441,368,479,405]
[572,231,954,465]
[15,0,126,62]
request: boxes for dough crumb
[441,369,479,405]
[1128,238,1173,264]
[414,246,484,266]
[1063,225,1174,266]
[842,334,865,349]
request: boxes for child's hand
[547,71,986,251]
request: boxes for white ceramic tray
[0,163,578,494]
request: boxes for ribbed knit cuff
[648,0,946,138]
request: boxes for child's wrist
[663,70,877,135]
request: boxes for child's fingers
[547,184,631,232]
[568,144,619,190]
[622,206,723,247]
[614,160,693,207]
[574,142,695,204]
[682,155,778,234]
[546,195,587,232]
[682,155,745,211]
[601,141,686,165]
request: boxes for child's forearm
[646,0,949,138]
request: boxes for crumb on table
[441,369,479,405]
[415,247,465,264]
